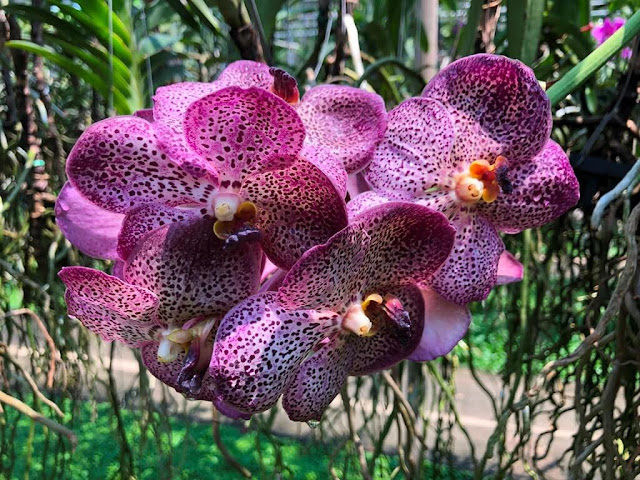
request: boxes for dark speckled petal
[66,116,217,214]
[282,332,354,421]
[277,227,371,311]
[140,341,250,419]
[408,287,471,361]
[422,54,551,167]
[184,87,305,182]
[476,141,580,233]
[297,85,387,173]
[353,202,456,290]
[365,98,455,199]
[301,145,348,198]
[117,204,204,260]
[242,158,348,270]
[210,292,340,414]
[349,284,425,375]
[215,60,274,89]
[346,191,390,220]
[429,213,504,305]
[124,216,263,325]
[59,267,160,347]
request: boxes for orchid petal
[349,284,425,374]
[496,251,524,285]
[215,60,274,90]
[211,292,340,414]
[140,342,250,419]
[282,332,354,421]
[408,288,471,361]
[59,267,160,347]
[243,158,348,269]
[55,183,124,260]
[422,54,551,167]
[124,216,262,325]
[429,214,504,305]
[346,191,390,220]
[297,85,387,173]
[67,116,216,214]
[117,203,203,259]
[184,87,305,181]
[365,98,455,199]
[476,141,580,233]
[301,145,348,198]
[133,109,154,122]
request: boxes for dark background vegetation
[1,0,639,478]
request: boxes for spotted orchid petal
[301,145,348,198]
[124,216,263,325]
[429,214,504,305]
[476,141,580,233]
[66,116,216,214]
[242,158,348,270]
[496,251,524,285]
[55,183,124,260]
[408,288,471,361]
[365,97,455,199]
[215,60,274,90]
[210,292,340,414]
[282,333,354,421]
[140,342,250,420]
[346,191,390,219]
[349,284,425,375]
[297,85,387,173]
[117,203,203,259]
[354,203,456,291]
[422,54,551,167]
[184,87,305,182]
[133,109,154,122]
[59,267,160,347]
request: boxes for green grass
[2,399,472,480]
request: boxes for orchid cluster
[57,55,579,422]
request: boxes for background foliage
[1,0,640,478]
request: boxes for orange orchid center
[453,155,512,204]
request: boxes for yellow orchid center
[157,319,215,363]
[213,199,259,241]
[454,155,512,204]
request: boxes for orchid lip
[453,156,513,205]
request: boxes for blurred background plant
[1,0,639,478]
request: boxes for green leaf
[138,33,181,57]
[506,0,546,65]
[62,0,132,45]
[187,0,223,35]
[164,0,201,31]
[547,9,640,106]
[456,0,483,58]
[256,0,286,42]
[5,40,131,114]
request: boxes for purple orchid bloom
[590,17,632,59]
[363,54,580,305]
[58,80,348,271]
[209,203,455,421]
[59,216,263,418]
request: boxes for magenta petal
[349,284,425,375]
[346,191,390,220]
[124,216,263,325]
[243,158,348,269]
[140,342,250,419]
[301,145,348,198]
[282,332,354,421]
[365,98,455,199]
[133,109,154,122]
[496,251,523,285]
[429,214,504,305]
[408,288,470,361]
[476,140,580,233]
[184,87,305,181]
[59,266,160,347]
[210,292,340,414]
[55,183,124,260]
[297,85,387,174]
[423,54,551,167]
[67,116,216,213]
[215,60,274,90]
[278,227,371,311]
[117,204,203,259]
[354,202,456,289]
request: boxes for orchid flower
[59,216,263,418]
[590,17,632,59]
[363,54,580,305]
[57,80,348,271]
[209,203,455,421]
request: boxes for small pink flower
[590,17,632,58]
